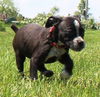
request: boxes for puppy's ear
[45,16,62,28]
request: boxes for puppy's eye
[79,27,84,37]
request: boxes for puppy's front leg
[30,44,51,80]
[59,53,73,79]
[30,58,38,80]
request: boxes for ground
[0,25,100,97]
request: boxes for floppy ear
[45,16,62,28]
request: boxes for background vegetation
[0,0,100,29]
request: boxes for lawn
[0,24,100,97]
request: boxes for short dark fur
[11,16,85,80]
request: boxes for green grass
[0,24,100,97]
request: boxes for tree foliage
[32,7,59,26]
[74,0,97,29]
[0,0,18,18]
[78,0,85,15]
[76,0,90,19]
[50,7,59,15]
[82,18,97,29]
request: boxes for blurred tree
[0,0,18,18]
[32,12,47,26]
[78,0,85,15]
[82,18,96,29]
[32,7,59,26]
[74,11,81,16]
[78,0,89,19]
[17,13,25,21]
[50,7,59,15]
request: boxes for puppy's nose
[78,41,84,47]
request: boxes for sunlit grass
[0,26,100,97]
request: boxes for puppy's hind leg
[15,50,25,77]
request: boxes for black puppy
[11,16,85,80]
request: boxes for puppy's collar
[49,26,56,37]
[49,26,65,48]
[50,42,65,48]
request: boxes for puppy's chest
[45,47,66,61]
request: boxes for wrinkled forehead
[61,17,81,33]
[63,17,80,26]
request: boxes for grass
[0,24,100,97]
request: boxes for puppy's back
[12,24,46,58]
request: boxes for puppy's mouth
[70,44,85,51]
[66,36,85,51]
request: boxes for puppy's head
[45,16,85,51]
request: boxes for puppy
[11,16,85,80]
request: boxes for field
[0,24,100,97]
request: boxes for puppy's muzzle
[70,36,85,51]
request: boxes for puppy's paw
[30,76,38,80]
[43,70,54,77]
[60,70,71,80]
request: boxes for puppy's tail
[11,25,18,33]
